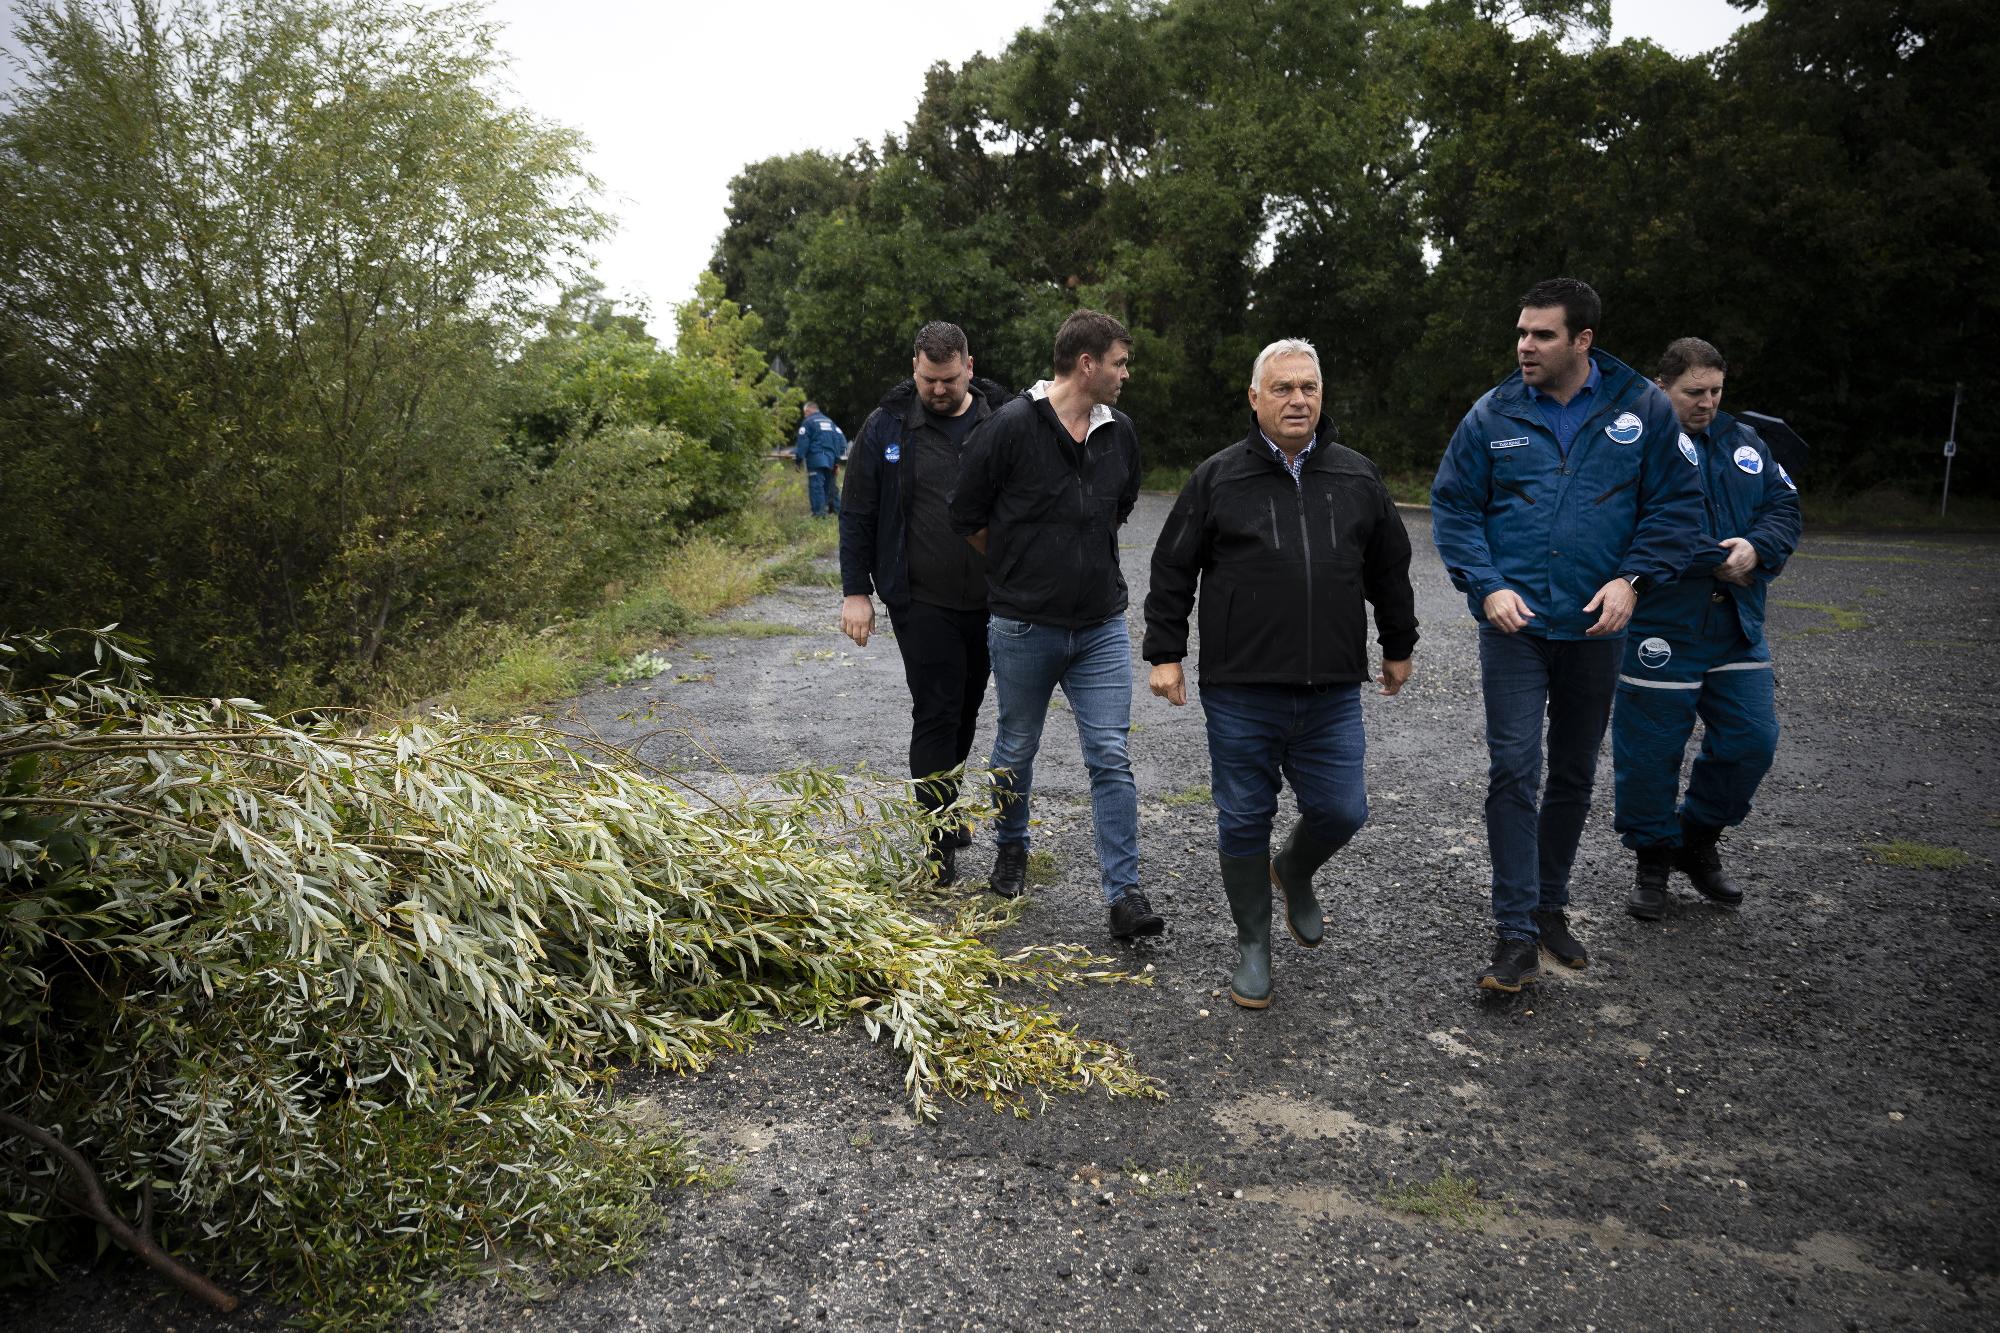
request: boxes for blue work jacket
[1630,410,1803,648]
[1431,350,1707,640]
[794,412,847,470]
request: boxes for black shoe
[1628,844,1673,921]
[1479,937,1540,993]
[950,823,975,850]
[1531,908,1588,969]
[928,834,958,888]
[988,842,1028,898]
[1676,818,1743,906]
[1108,890,1166,940]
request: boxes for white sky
[1,1,1757,340]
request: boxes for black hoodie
[839,376,1009,609]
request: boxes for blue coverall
[794,411,847,516]
[1611,411,1803,848]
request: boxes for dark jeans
[1200,682,1368,859]
[1478,625,1621,939]
[887,600,990,813]
[807,465,839,516]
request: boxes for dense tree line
[714,0,1996,494]
[0,0,796,700]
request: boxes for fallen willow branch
[1,627,1157,1328]
[0,1112,238,1313]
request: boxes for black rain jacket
[1142,418,1419,685]
[947,386,1142,629]
[839,376,1009,607]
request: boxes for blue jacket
[1630,409,1802,647]
[1431,350,1707,640]
[794,412,847,470]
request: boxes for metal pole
[1942,383,1962,517]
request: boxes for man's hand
[1584,577,1637,636]
[1715,537,1758,586]
[1481,588,1536,634]
[840,594,876,647]
[964,527,989,556]
[1378,657,1413,696]
[1148,662,1187,706]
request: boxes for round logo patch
[883,444,901,463]
[1637,637,1673,669]
[1777,462,1797,491]
[1605,412,1644,446]
[1733,445,1764,475]
[1678,433,1699,467]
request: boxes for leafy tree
[0,0,602,695]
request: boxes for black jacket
[948,386,1142,628]
[1142,419,1419,685]
[839,376,1009,607]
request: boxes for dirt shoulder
[24,498,2000,1331]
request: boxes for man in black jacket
[1143,339,1419,1007]
[948,309,1162,939]
[839,321,1009,885]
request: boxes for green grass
[1775,599,1868,633]
[1379,1169,1490,1228]
[1124,1158,1202,1198]
[1866,840,1972,870]
[1140,464,1194,494]
[1163,784,1212,807]
[710,620,810,638]
[1026,850,1060,888]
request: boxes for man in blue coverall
[1613,337,1802,920]
[794,401,847,517]
[1432,278,1706,994]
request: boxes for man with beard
[1431,278,1705,993]
[1143,338,1418,1008]
[1613,337,1801,920]
[839,321,1010,884]
[948,309,1161,939]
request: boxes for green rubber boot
[1270,824,1340,949]
[1220,853,1274,1009]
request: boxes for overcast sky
[1,1,1758,339]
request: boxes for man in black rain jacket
[1144,338,1418,1008]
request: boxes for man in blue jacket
[838,322,1010,885]
[1613,337,1802,920]
[1432,278,1706,993]
[949,309,1161,940]
[794,401,847,517]
[1144,339,1418,1008]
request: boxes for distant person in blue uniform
[1613,337,1803,920]
[794,401,847,517]
[1432,278,1706,994]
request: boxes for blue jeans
[986,614,1139,904]
[1200,683,1368,859]
[1479,625,1621,940]
[807,466,839,516]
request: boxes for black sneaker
[1479,937,1540,993]
[1628,844,1673,921]
[988,842,1028,898]
[1108,890,1166,940]
[1531,909,1588,969]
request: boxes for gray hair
[1251,338,1322,390]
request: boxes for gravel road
[23,495,2000,1331]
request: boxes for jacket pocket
[1593,477,1637,505]
[1494,479,1537,505]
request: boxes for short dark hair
[1519,277,1601,340]
[913,321,969,364]
[1656,336,1727,385]
[1052,309,1132,376]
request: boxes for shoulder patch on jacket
[883,443,901,463]
[1733,444,1764,475]
[1678,433,1699,466]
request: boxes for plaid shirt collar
[1260,430,1317,484]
